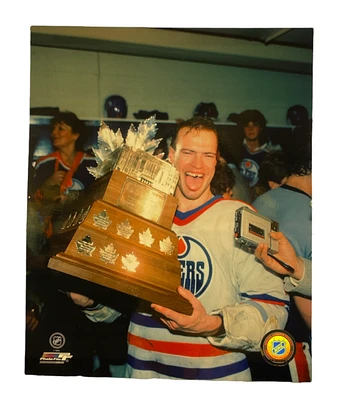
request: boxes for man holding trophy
[68,116,290,380]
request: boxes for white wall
[30,46,312,126]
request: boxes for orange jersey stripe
[294,342,311,382]
[254,298,288,307]
[128,332,231,357]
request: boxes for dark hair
[170,116,219,149]
[284,133,312,176]
[238,109,267,128]
[210,162,236,196]
[50,111,89,151]
[258,151,289,188]
[237,109,268,146]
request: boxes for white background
[1,1,339,398]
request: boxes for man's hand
[254,231,304,280]
[26,309,39,332]
[45,171,66,186]
[68,292,95,308]
[151,286,222,336]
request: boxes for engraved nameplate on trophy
[48,118,193,315]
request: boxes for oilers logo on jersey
[178,235,213,297]
[239,158,259,187]
[66,179,86,193]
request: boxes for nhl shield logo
[261,330,296,366]
[49,332,66,350]
[271,339,286,356]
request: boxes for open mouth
[185,172,204,178]
[185,172,204,191]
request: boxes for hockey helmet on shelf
[104,95,128,118]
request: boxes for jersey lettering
[178,236,212,298]
[180,260,205,293]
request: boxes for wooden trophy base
[48,172,193,315]
[49,252,192,315]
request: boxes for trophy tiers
[48,169,193,315]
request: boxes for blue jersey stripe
[244,300,269,322]
[175,196,222,221]
[127,354,249,380]
[241,292,291,308]
[131,312,165,328]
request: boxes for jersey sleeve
[208,214,290,352]
[284,258,311,297]
[81,303,122,323]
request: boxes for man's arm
[206,243,290,351]
[152,288,288,352]
[68,292,121,323]
[152,253,290,353]
[254,231,312,297]
[284,258,311,297]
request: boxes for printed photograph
[23,21,315,396]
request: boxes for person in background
[251,135,312,382]
[27,111,97,256]
[69,116,289,381]
[253,150,289,199]
[252,138,312,268]
[210,159,236,199]
[284,105,312,157]
[218,149,253,204]
[237,109,281,199]
[30,110,96,205]
[25,111,102,376]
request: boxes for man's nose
[192,153,204,168]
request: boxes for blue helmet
[194,102,218,119]
[104,95,128,118]
[286,105,309,127]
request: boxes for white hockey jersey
[126,197,290,380]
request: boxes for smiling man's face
[168,127,218,211]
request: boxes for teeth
[186,172,203,178]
